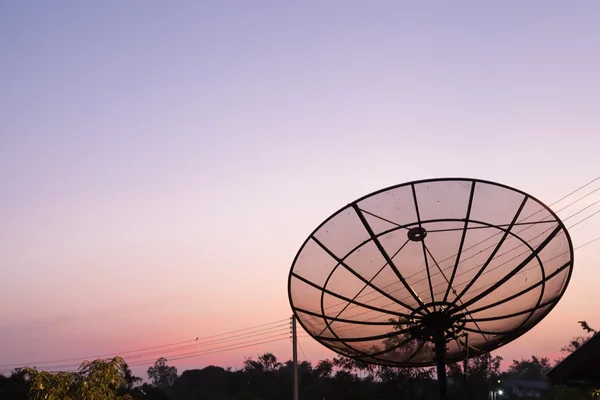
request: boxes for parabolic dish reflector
[288,178,573,367]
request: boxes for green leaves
[25,357,131,400]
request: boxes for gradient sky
[1,1,599,377]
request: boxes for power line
[567,207,600,229]
[111,326,290,363]
[0,318,289,370]
[0,329,292,374]
[132,337,290,366]
[127,333,291,367]
[1,332,293,374]
[549,176,600,206]
[297,338,308,362]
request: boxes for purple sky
[1,1,599,377]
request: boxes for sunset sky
[1,1,599,378]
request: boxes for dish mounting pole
[434,326,448,400]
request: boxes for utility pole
[292,314,298,400]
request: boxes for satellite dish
[288,178,573,399]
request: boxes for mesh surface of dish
[288,178,573,367]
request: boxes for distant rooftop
[502,379,549,390]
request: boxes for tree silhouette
[505,355,552,381]
[122,362,142,390]
[313,359,333,379]
[147,358,178,389]
[257,353,282,372]
[556,321,597,364]
[578,320,596,334]
[0,369,29,400]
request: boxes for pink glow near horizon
[1,1,600,378]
